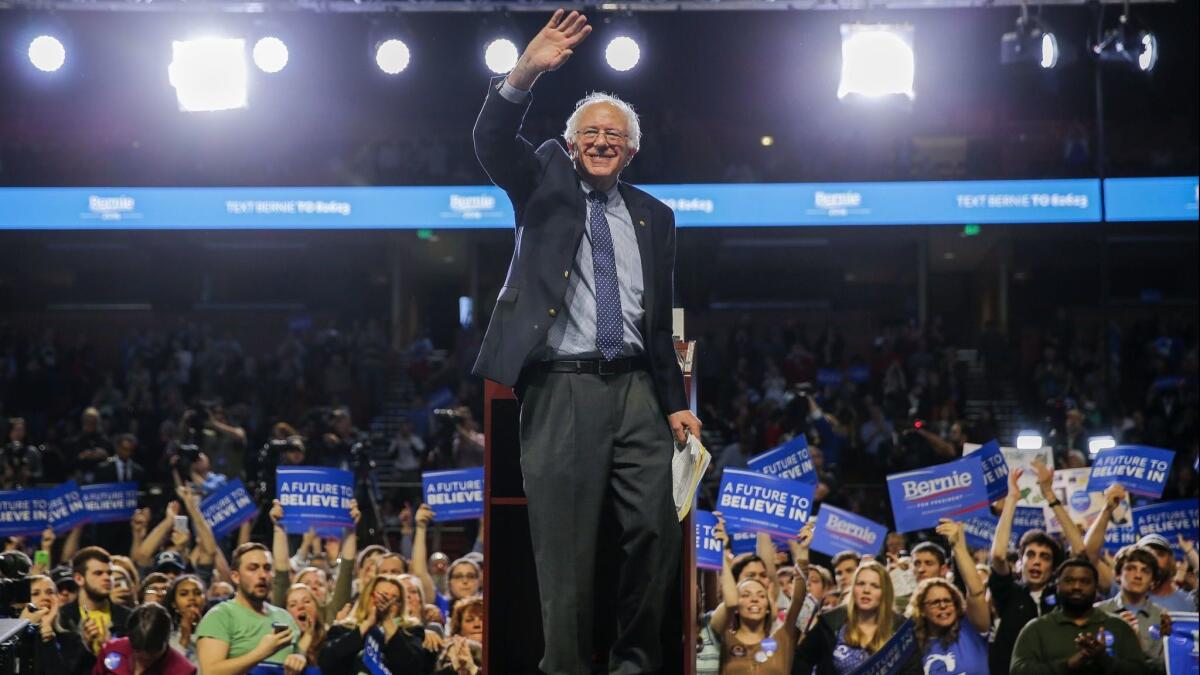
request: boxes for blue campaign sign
[716,468,815,539]
[1162,611,1198,675]
[45,481,89,533]
[809,505,888,558]
[695,510,724,571]
[747,436,817,484]
[1011,506,1047,546]
[847,365,871,383]
[1133,500,1200,545]
[851,619,918,675]
[362,627,393,675]
[80,483,139,523]
[0,179,1102,230]
[962,513,999,551]
[1087,445,1176,498]
[729,527,759,556]
[972,440,1010,502]
[0,488,49,537]
[1104,177,1200,222]
[201,479,259,539]
[886,455,991,533]
[1105,522,1138,553]
[817,369,843,386]
[276,467,355,534]
[422,468,484,521]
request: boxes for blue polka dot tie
[587,190,624,361]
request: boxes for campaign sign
[850,619,917,675]
[80,482,139,523]
[810,505,887,558]
[0,488,48,536]
[201,479,258,539]
[276,467,355,534]
[747,436,817,484]
[695,510,724,571]
[1105,521,1138,553]
[422,468,484,521]
[729,527,759,556]
[962,513,999,551]
[817,369,843,386]
[716,468,815,539]
[1088,445,1176,498]
[247,665,321,675]
[46,481,89,533]
[363,627,393,675]
[886,455,990,533]
[1046,467,1105,535]
[1133,500,1200,545]
[1162,611,1198,675]
[969,440,1010,502]
[964,444,1054,507]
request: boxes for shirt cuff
[498,79,530,103]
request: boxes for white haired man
[471,9,701,675]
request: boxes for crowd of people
[2,309,1196,674]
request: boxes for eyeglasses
[450,573,479,581]
[575,128,628,144]
[923,598,955,609]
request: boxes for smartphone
[34,550,50,568]
[272,623,289,634]
[174,515,189,533]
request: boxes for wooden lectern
[482,341,698,675]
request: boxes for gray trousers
[518,367,681,675]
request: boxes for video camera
[0,551,31,609]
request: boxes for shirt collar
[1050,608,1106,626]
[579,180,621,207]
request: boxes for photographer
[68,407,112,482]
[2,416,43,488]
[426,407,483,470]
[172,404,246,483]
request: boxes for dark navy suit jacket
[470,78,688,415]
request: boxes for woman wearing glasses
[906,519,991,675]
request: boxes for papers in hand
[672,432,710,522]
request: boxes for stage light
[1016,430,1044,450]
[605,36,640,72]
[760,136,774,147]
[253,36,288,74]
[1001,9,1067,69]
[28,35,66,73]
[483,38,518,75]
[837,24,915,100]
[375,38,410,75]
[1095,13,1158,73]
[1088,435,1117,457]
[168,37,247,112]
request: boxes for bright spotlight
[253,36,289,73]
[838,24,915,99]
[1015,430,1044,451]
[375,39,411,75]
[1001,10,1066,69]
[1088,436,1117,457]
[168,37,248,112]
[28,35,66,72]
[605,36,641,72]
[1040,32,1059,69]
[1137,32,1158,72]
[484,38,518,75]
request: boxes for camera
[0,551,32,607]
[174,443,203,479]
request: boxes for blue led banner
[0,179,1103,229]
[1104,177,1200,222]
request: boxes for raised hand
[795,520,816,553]
[1006,466,1025,500]
[415,503,435,528]
[935,518,964,548]
[711,512,729,549]
[349,499,361,524]
[270,499,284,524]
[514,9,592,76]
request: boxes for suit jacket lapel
[620,183,656,335]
